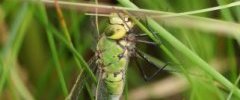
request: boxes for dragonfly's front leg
[133,32,161,46]
[135,39,158,46]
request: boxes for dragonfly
[65,12,168,100]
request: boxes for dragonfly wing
[67,56,98,100]
[88,16,101,51]
[67,71,86,100]
[95,70,108,100]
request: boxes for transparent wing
[67,56,98,100]
[88,16,103,52]
[95,69,108,100]
[67,71,86,100]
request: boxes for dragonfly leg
[134,56,168,81]
[133,33,159,46]
[136,39,158,46]
[134,50,168,81]
[135,32,162,45]
[135,32,158,37]
[135,34,148,37]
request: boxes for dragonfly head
[106,13,134,39]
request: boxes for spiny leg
[135,34,148,37]
[136,39,158,46]
[134,57,149,81]
[135,32,159,37]
[133,33,158,46]
[134,57,168,81]
[134,49,168,81]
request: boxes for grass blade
[0,2,34,99]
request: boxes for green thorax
[96,35,129,73]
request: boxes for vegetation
[0,0,240,100]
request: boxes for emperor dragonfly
[67,12,167,100]
[67,12,137,100]
[94,13,136,100]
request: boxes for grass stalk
[37,2,69,96]
[227,73,240,100]
[54,0,72,43]
[46,30,68,95]
[216,0,239,99]
[42,0,240,36]
[159,1,240,18]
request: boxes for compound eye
[106,25,126,39]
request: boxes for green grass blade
[216,0,239,99]
[227,74,240,100]
[160,1,240,18]
[46,30,68,96]
[37,2,69,96]
[0,2,34,99]
[217,0,238,83]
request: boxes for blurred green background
[0,0,240,100]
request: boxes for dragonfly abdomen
[96,35,132,100]
[103,71,125,99]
